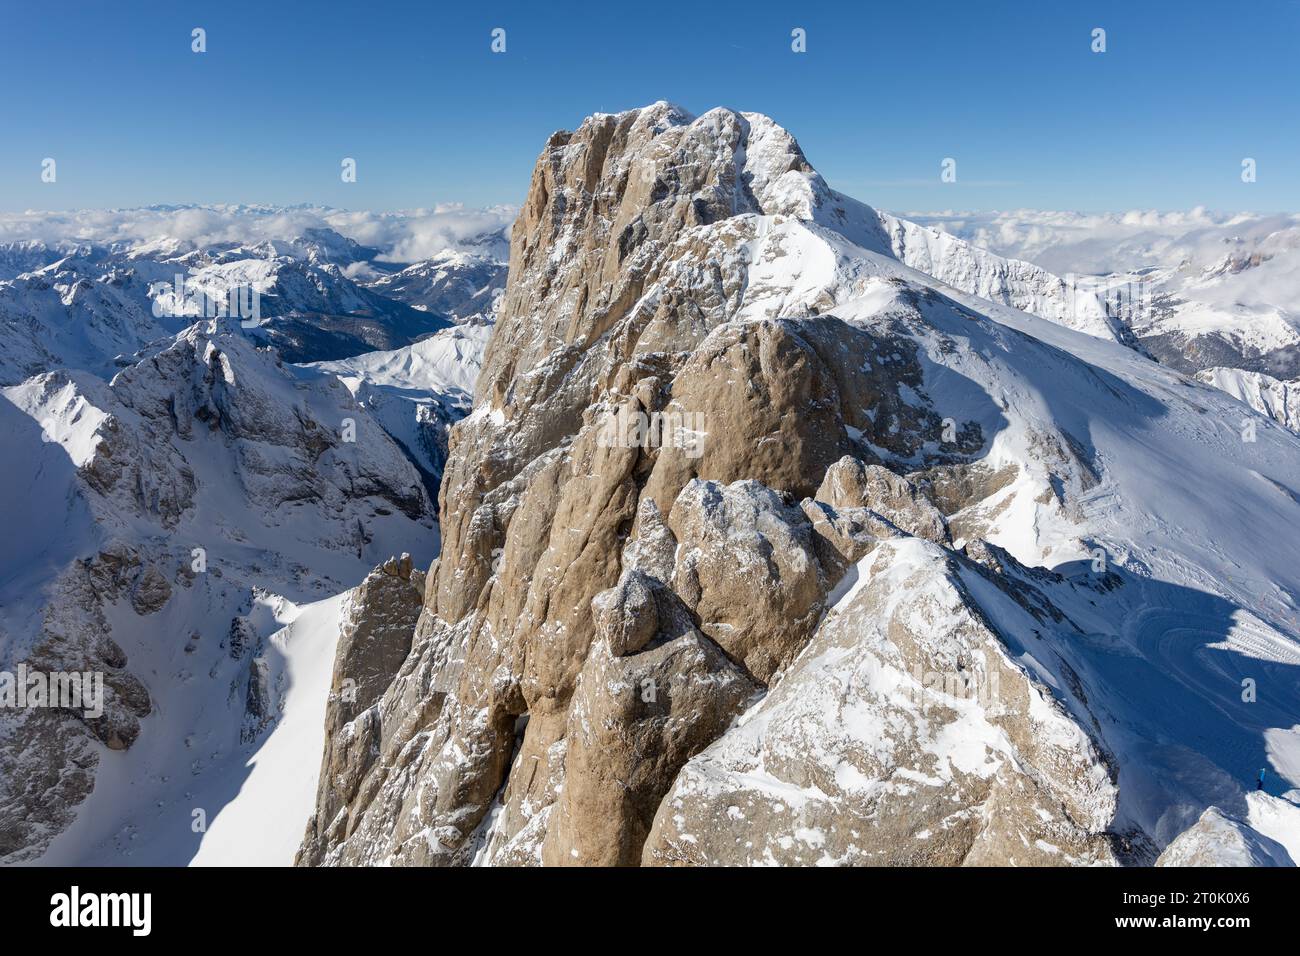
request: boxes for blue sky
[2,0,1299,214]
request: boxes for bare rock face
[129,566,173,616]
[801,456,950,581]
[297,554,425,866]
[668,479,826,684]
[815,456,949,545]
[240,656,274,744]
[298,104,1119,867]
[590,570,660,657]
[540,577,760,865]
[640,321,851,507]
[299,105,833,866]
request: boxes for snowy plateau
[1,104,1299,868]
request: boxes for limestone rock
[241,656,274,743]
[668,479,828,684]
[541,621,760,865]
[296,104,1131,869]
[130,566,172,615]
[297,555,425,866]
[640,320,852,508]
[591,570,660,657]
[815,456,949,545]
[643,538,1118,866]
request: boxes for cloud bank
[0,203,517,264]
[899,207,1300,275]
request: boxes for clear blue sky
[2,0,1298,214]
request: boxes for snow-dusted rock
[156,256,449,363]
[668,479,827,683]
[816,456,949,544]
[275,103,1300,868]
[0,317,436,863]
[1156,807,1292,866]
[0,260,181,385]
[644,537,1118,866]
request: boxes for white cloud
[321,204,515,262]
[899,207,1300,275]
[0,203,517,264]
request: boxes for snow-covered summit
[295,102,1300,869]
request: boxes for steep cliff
[298,104,1300,867]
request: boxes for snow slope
[0,317,439,864]
[312,323,489,398]
[35,592,346,866]
[188,594,346,865]
[306,324,492,490]
[909,208,1300,409]
[710,225,1300,857]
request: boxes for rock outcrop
[298,555,426,865]
[642,538,1117,866]
[297,103,1145,867]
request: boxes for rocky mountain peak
[7,102,1295,869]
[480,103,866,408]
[298,104,1236,867]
